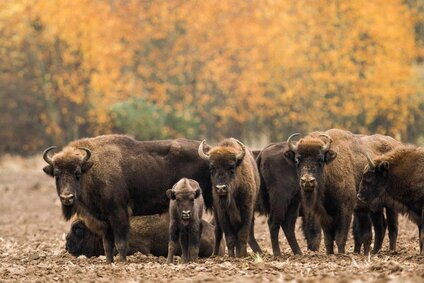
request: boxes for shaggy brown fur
[42,135,212,263]
[66,214,225,258]
[166,178,204,264]
[285,129,400,255]
[199,138,261,257]
[358,145,424,253]
[256,142,321,255]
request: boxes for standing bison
[42,135,212,263]
[284,129,399,255]
[198,138,260,257]
[256,142,321,255]
[358,145,424,253]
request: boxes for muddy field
[0,155,423,282]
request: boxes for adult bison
[256,142,321,255]
[42,135,212,263]
[198,138,261,257]
[358,145,424,253]
[66,214,224,258]
[284,129,400,255]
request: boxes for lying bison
[66,214,224,258]
[256,142,321,255]
[358,145,424,253]
[198,138,260,257]
[167,178,204,264]
[43,135,213,263]
[284,129,399,255]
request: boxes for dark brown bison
[358,145,423,253]
[198,138,260,257]
[42,135,213,263]
[284,129,400,255]
[166,178,204,264]
[256,142,321,255]
[66,214,225,258]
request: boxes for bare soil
[1,155,423,282]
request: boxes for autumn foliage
[0,0,422,154]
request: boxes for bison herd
[41,129,424,264]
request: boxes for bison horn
[235,140,246,162]
[78,147,92,164]
[365,152,376,169]
[287,133,300,152]
[198,140,210,161]
[42,146,57,165]
[319,134,333,151]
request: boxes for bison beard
[42,135,212,263]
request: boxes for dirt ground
[1,155,423,282]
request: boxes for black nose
[300,175,317,191]
[215,184,228,195]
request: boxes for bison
[284,129,400,255]
[198,138,260,257]
[166,178,204,264]
[358,145,423,253]
[42,135,213,263]
[256,142,322,255]
[66,214,225,258]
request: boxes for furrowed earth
[1,156,423,282]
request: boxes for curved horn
[365,152,376,169]
[319,134,333,151]
[235,140,246,161]
[42,146,56,165]
[287,133,301,152]
[198,140,210,161]
[78,147,92,164]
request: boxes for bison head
[66,217,103,257]
[284,133,337,199]
[42,146,93,220]
[167,178,202,225]
[357,153,390,210]
[198,139,246,198]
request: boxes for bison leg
[323,226,336,255]
[370,210,386,254]
[109,212,129,262]
[335,214,352,254]
[386,207,398,252]
[166,223,179,264]
[225,232,237,257]
[248,215,262,254]
[281,202,302,255]
[302,212,321,252]
[102,229,115,263]
[267,214,282,256]
[180,230,190,263]
[188,223,201,262]
[213,212,224,256]
[353,211,371,256]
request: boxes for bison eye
[209,166,215,174]
[318,159,324,167]
[295,158,300,166]
[75,173,81,181]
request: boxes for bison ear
[166,189,176,200]
[43,165,54,176]
[324,150,337,163]
[194,187,202,199]
[81,161,93,173]
[283,150,295,163]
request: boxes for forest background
[1,0,424,155]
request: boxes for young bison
[198,138,260,257]
[42,135,212,263]
[66,214,224,258]
[166,178,204,264]
[358,145,424,253]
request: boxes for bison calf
[166,178,204,264]
[198,138,260,257]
